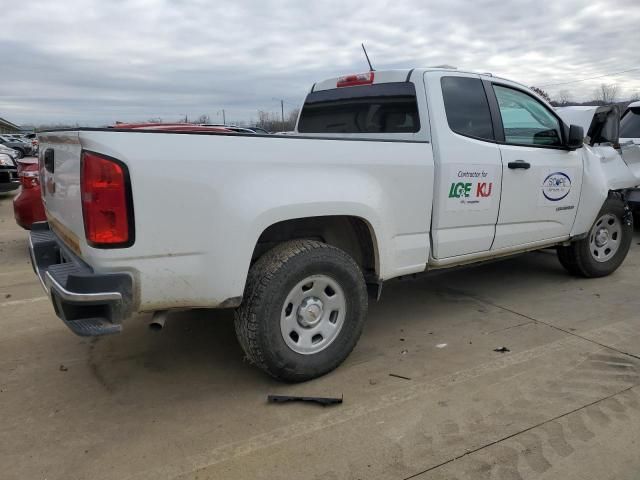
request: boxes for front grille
[0,170,16,183]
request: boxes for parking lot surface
[2,190,640,480]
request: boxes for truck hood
[557,106,640,189]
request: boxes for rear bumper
[29,222,133,336]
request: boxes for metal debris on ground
[389,373,411,381]
[267,394,343,406]
[493,347,511,353]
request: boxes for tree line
[531,83,639,107]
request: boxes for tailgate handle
[508,160,530,170]
[44,149,55,173]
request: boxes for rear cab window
[298,82,420,134]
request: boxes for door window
[493,85,563,147]
[441,77,494,141]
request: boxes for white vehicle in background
[556,105,640,188]
[557,103,640,211]
[0,144,20,161]
[31,68,640,382]
[620,101,640,150]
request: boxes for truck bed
[38,128,434,312]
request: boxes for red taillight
[336,72,375,87]
[81,151,134,247]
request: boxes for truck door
[489,83,583,249]
[426,73,503,259]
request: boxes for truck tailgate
[38,131,85,254]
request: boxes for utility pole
[223,109,226,125]
[273,98,289,130]
[280,100,284,130]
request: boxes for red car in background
[13,157,46,229]
[13,123,234,229]
[110,122,234,133]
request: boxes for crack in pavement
[403,383,639,479]
[397,286,640,478]
[167,332,594,480]
[160,287,637,480]
[442,286,640,362]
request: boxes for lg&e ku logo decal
[448,181,493,199]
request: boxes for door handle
[508,160,530,170]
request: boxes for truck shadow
[82,227,640,399]
[83,246,584,394]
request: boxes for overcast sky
[1,0,639,126]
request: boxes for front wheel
[235,239,368,382]
[557,194,633,277]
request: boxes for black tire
[14,149,24,159]
[235,239,368,382]
[557,194,633,277]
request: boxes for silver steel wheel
[280,274,347,355]
[589,213,622,263]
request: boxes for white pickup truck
[31,68,640,381]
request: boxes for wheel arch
[251,215,381,282]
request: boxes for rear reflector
[337,72,375,87]
[81,151,134,247]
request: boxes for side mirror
[567,124,584,150]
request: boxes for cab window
[298,82,420,134]
[441,76,494,141]
[493,85,563,147]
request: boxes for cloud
[1,0,639,126]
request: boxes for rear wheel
[235,239,368,382]
[557,195,633,277]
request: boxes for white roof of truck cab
[628,101,640,109]
[310,67,536,100]
[311,68,511,91]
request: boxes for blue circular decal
[542,172,571,201]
